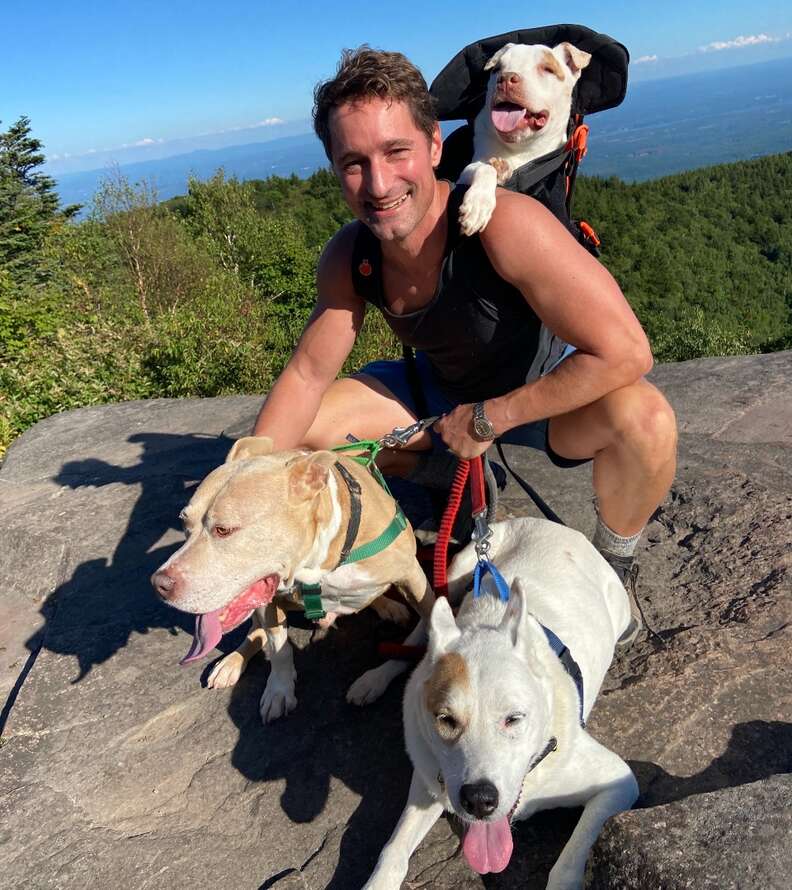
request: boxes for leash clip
[378,415,440,448]
[471,512,492,561]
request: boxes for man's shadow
[19,432,237,690]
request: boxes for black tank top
[351,184,567,403]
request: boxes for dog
[151,436,434,722]
[363,517,638,890]
[458,41,591,236]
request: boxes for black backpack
[430,23,629,253]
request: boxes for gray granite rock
[1,354,790,890]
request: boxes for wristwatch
[472,401,496,441]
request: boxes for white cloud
[134,137,156,146]
[255,117,284,127]
[699,33,780,53]
[634,54,658,64]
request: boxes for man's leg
[548,379,676,642]
[547,378,677,536]
[301,374,431,471]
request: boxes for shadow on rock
[224,610,418,889]
[633,719,792,808]
[23,432,235,683]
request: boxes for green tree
[0,116,77,280]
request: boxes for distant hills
[53,56,792,211]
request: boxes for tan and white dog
[151,436,434,722]
[364,517,638,890]
[458,41,591,235]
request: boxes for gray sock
[592,512,643,559]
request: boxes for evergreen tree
[0,116,78,280]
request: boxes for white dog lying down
[151,436,433,722]
[364,518,638,890]
[458,41,591,235]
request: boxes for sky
[2,0,791,173]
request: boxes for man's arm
[436,190,652,456]
[251,224,365,449]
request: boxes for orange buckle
[579,220,601,247]
[566,124,590,162]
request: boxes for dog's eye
[436,712,458,730]
[213,525,235,538]
[504,713,524,727]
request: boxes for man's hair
[313,46,437,160]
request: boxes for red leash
[377,455,484,660]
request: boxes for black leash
[495,441,566,527]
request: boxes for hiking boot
[600,551,643,647]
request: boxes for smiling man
[251,46,677,641]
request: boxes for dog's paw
[347,666,392,706]
[370,596,411,625]
[459,186,497,235]
[207,652,245,689]
[259,675,297,723]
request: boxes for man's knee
[607,380,677,460]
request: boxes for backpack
[430,23,629,254]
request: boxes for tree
[0,116,78,280]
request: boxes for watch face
[473,411,494,440]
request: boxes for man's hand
[434,404,492,459]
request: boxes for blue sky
[2,0,791,171]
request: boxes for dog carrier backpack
[431,23,629,254]
[395,25,629,420]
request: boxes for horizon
[2,0,791,176]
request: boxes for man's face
[329,97,442,243]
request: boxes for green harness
[298,439,407,621]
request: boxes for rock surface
[1,353,790,890]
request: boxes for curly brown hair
[313,46,437,160]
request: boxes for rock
[0,353,790,889]
[586,774,792,890]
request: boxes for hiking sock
[592,509,646,646]
[592,512,643,560]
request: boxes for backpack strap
[351,222,383,307]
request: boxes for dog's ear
[484,43,514,72]
[499,579,545,651]
[428,598,461,659]
[226,436,274,462]
[286,451,336,501]
[555,42,592,77]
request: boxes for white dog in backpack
[458,41,591,236]
[363,517,638,890]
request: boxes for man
[252,47,677,641]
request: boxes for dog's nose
[152,569,177,601]
[497,71,522,87]
[460,781,499,819]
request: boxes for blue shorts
[358,349,589,469]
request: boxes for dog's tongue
[179,609,222,665]
[462,817,513,874]
[179,574,279,666]
[491,107,525,133]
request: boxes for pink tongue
[462,817,513,874]
[180,609,222,665]
[179,574,279,666]
[491,107,525,133]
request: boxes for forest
[1,115,790,455]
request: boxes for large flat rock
[1,353,790,889]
